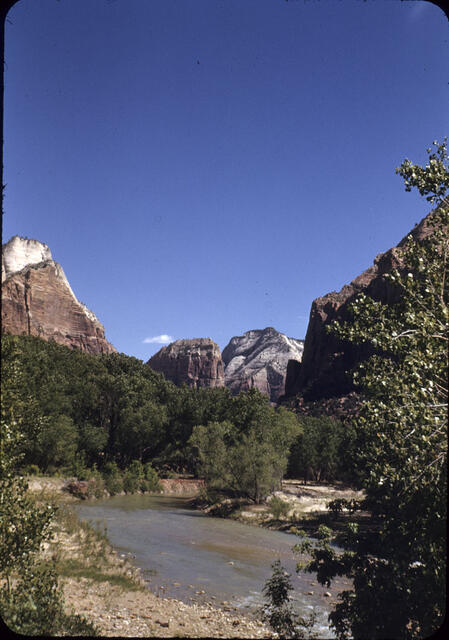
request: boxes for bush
[66,452,90,481]
[104,472,123,496]
[262,560,317,639]
[86,473,106,499]
[102,461,124,496]
[25,464,41,476]
[269,496,291,520]
[0,563,97,636]
[123,472,139,494]
[141,462,162,493]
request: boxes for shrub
[123,472,139,494]
[104,472,123,496]
[25,464,41,476]
[141,462,161,493]
[262,560,317,639]
[0,563,97,636]
[269,496,291,520]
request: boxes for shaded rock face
[2,236,116,355]
[285,209,441,401]
[147,338,225,389]
[222,327,304,403]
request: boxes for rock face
[222,327,304,403]
[284,208,441,401]
[147,338,225,388]
[2,236,116,355]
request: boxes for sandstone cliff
[284,208,442,401]
[222,327,304,403]
[2,236,116,355]
[147,338,225,388]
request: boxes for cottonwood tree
[190,389,300,503]
[297,141,448,639]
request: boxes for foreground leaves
[299,145,448,639]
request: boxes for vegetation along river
[76,494,348,637]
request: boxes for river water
[76,495,345,637]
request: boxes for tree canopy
[298,142,448,639]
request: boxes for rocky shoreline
[62,575,270,638]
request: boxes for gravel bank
[62,577,270,638]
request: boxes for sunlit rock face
[222,327,304,403]
[2,236,52,279]
[1,236,116,354]
[147,338,225,388]
[284,207,443,402]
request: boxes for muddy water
[76,495,345,636]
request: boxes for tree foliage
[299,143,448,639]
[0,340,97,635]
[396,138,449,204]
[190,389,301,503]
[287,416,351,483]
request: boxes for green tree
[0,342,96,635]
[190,390,300,503]
[300,143,448,639]
[288,416,343,483]
[396,138,449,204]
[38,414,79,472]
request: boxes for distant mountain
[284,206,444,402]
[1,236,116,355]
[222,327,304,403]
[147,338,225,389]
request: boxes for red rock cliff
[147,338,225,388]
[285,207,443,401]
[2,236,116,355]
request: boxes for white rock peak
[2,236,52,280]
[2,235,101,326]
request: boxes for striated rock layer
[222,327,304,403]
[147,338,225,389]
[2,236,116,355]
[284,207,444,402]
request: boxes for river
[76,494,345,637]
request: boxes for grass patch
[57,559,145,591]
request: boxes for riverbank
[28,474,364,531]
[26,480,270,638]
[196,479,365,535]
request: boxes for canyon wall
[284,208,440,401]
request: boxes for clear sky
[3,0,448,360]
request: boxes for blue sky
[3,0,448,360]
